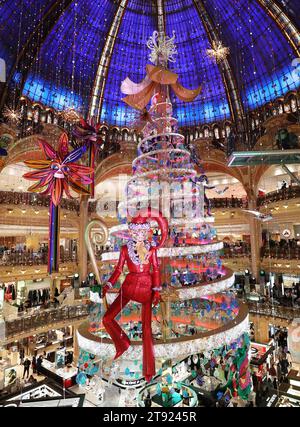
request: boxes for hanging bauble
[90,365,99,375]
[166,374,173,384]
[76,372,87,386]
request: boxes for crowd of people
[253,328,293,406]
[19,348,45,379]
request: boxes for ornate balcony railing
[257,186,300,207]
[4,304,89,340]
[261,244,300,260]
[210,197,248,209]
[0,250,77,266]
[2,90,299,160]
[0,190,80,212]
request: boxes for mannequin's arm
[103,246,126,295]
[151,249,161,306]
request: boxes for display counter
[137,382,198,407]
[0,380,85,407]
[250,342,274,366]
[39,360,77,389]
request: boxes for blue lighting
[23,0,118,112]
[23,75,82,111]
[0,0,299,126]
[100,0,157,125]
[207,0,298,110]
[0,1,56,76]
[246,64,300,108]
[165,0,230,123]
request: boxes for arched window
[213,127,220,139]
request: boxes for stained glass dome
[0,0,299,127]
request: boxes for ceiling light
[206,41,230,63]
[3,106,22,124]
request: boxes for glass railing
[247,301,300,320]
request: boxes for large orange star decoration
[23,133,93,206]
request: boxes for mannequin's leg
[142,300,155,382]
[103,293,131,359]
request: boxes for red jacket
[108,244,160,289]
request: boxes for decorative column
[78,195,89,281]
[73,325,80,365]
[244,169,262,282]
[248,195,262,282]
[0,287,5,344]
[50,278,56,301]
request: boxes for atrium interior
[0,0,300,409]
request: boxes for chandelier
[206,41,230,64]
[59,107,81,124]
[2,106,22,124]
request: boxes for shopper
[32,356,37,374]
[36,355,43,375]
[269,363,277,389]
[19,347,25,365]
[28,375,37,385]
[144,392,152,407]
[23,358,31,379]
[280,356,289,381]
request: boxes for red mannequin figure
[102,209,168,382]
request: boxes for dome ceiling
[0,0,299,127]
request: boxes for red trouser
[102,273,155,381]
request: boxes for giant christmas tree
[77,31,251,405]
